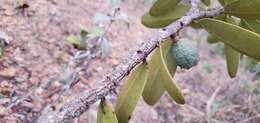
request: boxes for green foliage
[198,18,260,61]
[201,0,211,6]
[224,45,240,78]
[172,39,199,69]
[141,5,190,28]
[97,98,118,123]
[224,0,260,19]
[67,29,89,50]
[143,39,175,105]
[218,0,237,6]
[149,0,181,16]
[142,48,167,105]
[207,33,220,44]
[142,39,185,105]
[115,63,148,123]
[224,16,240,78]
[240,19,260,34]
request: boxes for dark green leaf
[142,5,190,28]
[149,0,181,16]
[201,0,211,6]
[240,19,260,34]
[225,45,240,78]
[224,0,260,19]
[198,18,260,61]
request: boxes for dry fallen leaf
[0,67,16,78]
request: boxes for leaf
[142,53,165,105]
[224,45,240,78]
[141,5,190,28]
[197,18,260,61]
[68,35,86,50]
[115,63,148,123]
[224,0,260,19]
[149,0,181,16]
[100,38,112,58]
[218,0,237,6]
[80,29,88,42]
[218,0,226,6]
[224,16,240,78]
[190,21,203,29]
[88,26,105,38]
[201,0,211,6]
[0,47,3,57]
[142,39,177,105]
[93,13,113,24]
[206,15,226,43]
[162,39,177,75]
[207,33,220,44]
[159,41,185,104]
[114,12,130,28]
[97,98,118,123]
[0,66,16,78]
[67,36,85,49]
[240,19,260,34]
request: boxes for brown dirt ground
[0,0,259,123]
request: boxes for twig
[41,2,224,123]
[237,114,260,123]
[206,87,221,123]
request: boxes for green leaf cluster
[97,39,186,123]
[141,0,190,28]
[194,0,260,78]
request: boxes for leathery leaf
[149,0,181,16]
[224,0,260,19]
[115,63,148,123]
[142,5,190,28]
[97,98,118,123]
[201,0,211,6]
[240,19,260,34]
[224,16,240,78]
[159,41,185,104]
[198,18,260,61]
[224,45,240,78]
[142,39,178,105]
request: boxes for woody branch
[41,0,223,122]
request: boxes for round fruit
[172,39,199,69]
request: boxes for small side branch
[42,3,224,123]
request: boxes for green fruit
[172,39,199,69]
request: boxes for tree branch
[41,2,224,123]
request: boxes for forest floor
[0,0,259,123]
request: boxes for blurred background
[0,0,259,123]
